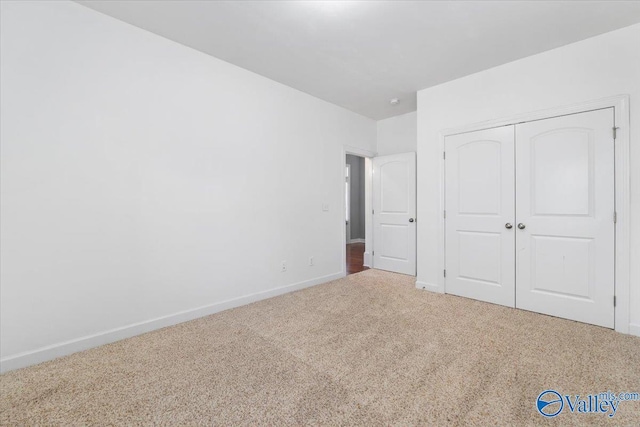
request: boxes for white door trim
[430,95,631,334]
[342,146,376,275]
[345,163,351,243]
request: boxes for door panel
[531,130,592,216]
[457,141,502,215]
[445,126,515,307]
[381,161,409,213]
[373,152,416,275]
[380,224,408,260]
[515,108,615,328]
[529,235,592,298]
[458,231,502,285]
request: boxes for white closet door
[373,152,416,276]
[515,108,615,328]
[445,126,515,307]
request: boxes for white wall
[376,111,417,156]
[416,24,640,335]
[0,1,376,371]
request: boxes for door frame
[342,146,376,276]
[345,163,351,243]
[434,95,631,334]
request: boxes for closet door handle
[505,223,513,229]
[518,223,526,230]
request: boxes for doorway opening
[345,154,368,275]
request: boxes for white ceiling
[77,1,640,120]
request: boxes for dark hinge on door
[444,269,447,278]
[613,127,619,140]
[614,296,616,307]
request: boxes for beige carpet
[1,269,639,426]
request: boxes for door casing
[345,163,351,243]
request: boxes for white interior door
[445,127,516,307]
[515,108,615,328]
[372,152,416,275]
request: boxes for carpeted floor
[1,269,639,426]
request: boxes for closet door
[515,109,615,328]
[445,126,515,307]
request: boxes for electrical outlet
[281,261,287,272]
[309,256,314,266]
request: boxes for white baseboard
[415,280,444,294]
[0,272,343,373]
[412,284,640,337]
[348,238,365,244]
[363,251,372,267]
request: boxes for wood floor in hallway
[346,242,368,275]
